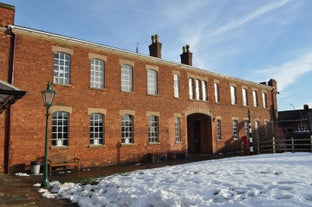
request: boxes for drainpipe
[5,25,16,173]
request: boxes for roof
[8,25,274,91]
[0,80,26,112]
[278,109,312,123]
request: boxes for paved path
[0,173,75,207]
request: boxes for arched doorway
[187,113,212,154]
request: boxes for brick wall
[3,29,276,171]
[0,3,277,172]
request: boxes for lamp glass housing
[41,82,55,107]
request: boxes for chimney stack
[149,34,162,58]
[0,3,15,27]
[180,45,192,66]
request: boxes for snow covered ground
[39,153,312,207]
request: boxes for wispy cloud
[211,0,291,36]
[254,52,312,91]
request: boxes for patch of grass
[70,177,101,185]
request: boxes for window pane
[54,52,70,85]
[148,116,159,143]
[195,79,200,100]
[202,80,207,101]
[242,88,248,106]
[189,78,194,99]
[253,91,258,107]
[90,113,104,145]
[262,92,267,108]
[52,111,69,146]
[214,82,220,103]
[90,58,104,89]
[230,86,237,105]
[121,114,134,143]
[173,74,180,98]
[232,120,238,140]
[217,119,222,141]
[147,69,158,95]
[121,64,133,92]
[175,117,181,142]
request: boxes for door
[194,121,201,153]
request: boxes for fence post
[257,138,260,154]
[291,137,294,153]
[310,135,312,153]
[272,136,276,153]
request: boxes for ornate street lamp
[41,81,55,188]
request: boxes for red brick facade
[0,3,278,173]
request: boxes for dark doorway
[194,121,201,153]
[187,113,212,154]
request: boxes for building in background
[0,3,278,173]
[279,104,312,133]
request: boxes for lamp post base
[41,178,50,189]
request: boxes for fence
[256,135,312,154]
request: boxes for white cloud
[211,0,291,36]
[254,52,312,91]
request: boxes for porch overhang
[0,80,26,113]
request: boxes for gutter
[4,26,17,173]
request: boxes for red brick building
[0,3,278,173]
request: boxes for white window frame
[148,116,159,143]
[173,74,180,98]
[202,80,207,101]
[189,78,194,99]
[214,82,220,103]
[121,64,133,92]
[90,113,104,145]
[262,92,267,108]
[232,120,238,140]
[147,69,158,95]
[175,117,181,142]
[54,52,71,85]
[90,58,104,89]
[242,88,248,106]
[230,85,237,105]
[121,114,134,144]
[52,111,69,147]
[216,119,222,141]
[253,90,258,107]
[195,79,200,100]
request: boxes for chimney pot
[186,45,190,52]
[149,34,162,58]
[180,45,192,66]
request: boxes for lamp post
[41,81,56,188]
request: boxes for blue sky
[3,0,312,111]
